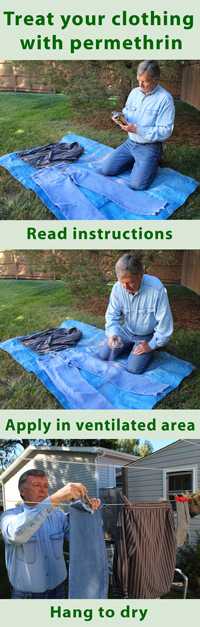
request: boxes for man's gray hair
[137,61,160,80]
[115,254,143,278]
[18,468,47,491]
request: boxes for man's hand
[112,115,126,127]
[89,498,101,511]
[108,335,123,349]
[132,340,152,356]
[50,482,87,507]
[112,116,137,133]
[119,122,137,133]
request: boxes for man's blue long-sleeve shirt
[122,84,175,143]
[0,498,69,593]
[105,274,173,350]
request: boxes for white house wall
[3,450,98,510]
[126,441,200,545]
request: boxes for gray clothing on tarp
[21,327,82,354]
[19,142,84,168]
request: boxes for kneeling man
[99,254,173,374]
[99,60,175,190]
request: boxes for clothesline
[0,455,169,470]
[2,499,173,507]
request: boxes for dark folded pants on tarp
[33,166,167,217]
[69,501,108,599]
[19,142,84,167]
[113,497,176,599]
[21,327,82,354]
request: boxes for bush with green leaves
[177,532,200,593]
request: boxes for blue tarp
[0,134,198,220]
[0,320,194,409]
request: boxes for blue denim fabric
[38,353,113,409]
[33,164,166,215]
[33,167,105,219]
[98,139,162,190]
[68,501,108,599]
[69,167,165,214]
[11,580,66,599]
[98,337,153,374]
[67,348,169,394]
[38,347,169,396]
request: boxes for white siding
[3,450,98,509]
[127,441,200,544]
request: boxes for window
[165,469,194,510]
[98,463,123,489]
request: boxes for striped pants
[113,497,176,599]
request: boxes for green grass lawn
[0,278,199,409]
[0,92,200,219]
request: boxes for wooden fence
[181,62,200,111]
[181,251,200,296]
[0,252,183,284]
[0,62,54,93]
[0,61,182,98]
[0,252,55,279]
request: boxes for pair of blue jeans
[98,138,162,190]
[34,164,165,217]
[68,502,108,599]
[99,338,153,374]
[11,579,66,599]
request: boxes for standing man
[99,60,175,190]
[1,469,100,599]
[99,254,173,374]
